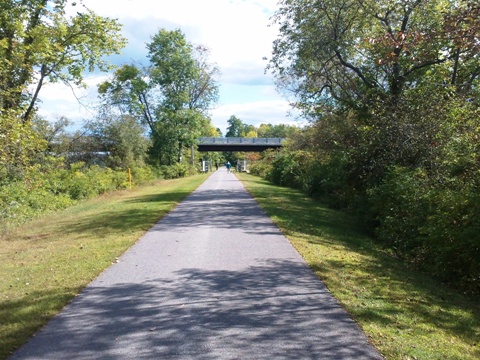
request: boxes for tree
[98,29,219,165]
[32,115,72,156]
[0,110,46,182]
[268,0,480,192]
[0,0,127,122]
[146,29,220,163]
[266,0,480,294]
[269,0,480,114]
[225,115,256,137]
[257,123,300,138]
[86,114,150,168]
[225,115,244,137]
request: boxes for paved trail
[11,170,383,359]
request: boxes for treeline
[0,2,220,229]
[224,115,299,138]
[253,0,480,295]
[0,113,200,229]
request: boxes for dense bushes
[0,181,74,225]
[0,111,205,231]
[251,92,480,295]
[158,162,196,179]
[369,165,480,294]
[266,150,311,189]
[0,159,197,230]
[365,95,480,294]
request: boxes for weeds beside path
[0,174,208,360]
[237,173,479,360]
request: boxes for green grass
[0,174,207,360]
[1,172,478,359]
[237,173,479,360]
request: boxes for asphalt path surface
[11,170,383,359]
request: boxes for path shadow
[10,259,382,360]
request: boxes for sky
[37,0,301,136]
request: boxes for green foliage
[368,167,430,255]
[0,158,167,229]
[98,28,219,165]
[366,95,480,293]
[369,164,480,295]
[0,0,128,230]
[249,152,274,178]
[257,123,300,138]
[158,162,195,180]
[0,0,126,121]
[129,165,157,184]
[265,150,309,189]
[225,115,255,137]
[0,111,47,183]
[0,179,74,226]
[270,0,480,114]
[86,114,150,168]
[250,89,480,294]
[264,0,480,293]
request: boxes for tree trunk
[177,141,183,163]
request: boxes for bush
[368,167,430,256]
[0,181,75,227]
[420,183,480,294]
[306,154,356,209]
[368,166,480,295]
[266,150,311,189]
[158,163,195,179]
[0,161,166,228]
[249,161,273,178]
[59,163,125,200]
[130,165,158,184]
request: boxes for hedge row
[0,160,195,230]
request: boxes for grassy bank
[0,174,207,359]
[237,173,479,360]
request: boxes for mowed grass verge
[0,174,208,359]
[237,173,479,360]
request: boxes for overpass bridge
[197,137,284,152]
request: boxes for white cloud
[38,0,293,134]
[35,75,108,128]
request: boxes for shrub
[368,166,430,256]
[266,150,311,189]
[0,181,75,227]
[249,161,273,178]
[130,165,158,184]
[0,161,166,229]
[368,166,480,294]
[158,163,195,180]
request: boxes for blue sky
[37,0,301,135]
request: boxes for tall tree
[225,115,244,137]
[269,0,480,115]
[0,0,127,122]
[86,114,150,168]
[225,115,256,137]
[98,29,219,164]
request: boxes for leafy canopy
[98,28,220,165]
[0,0,127,122]
[269,0,480,115]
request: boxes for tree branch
[334,50,376,88]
